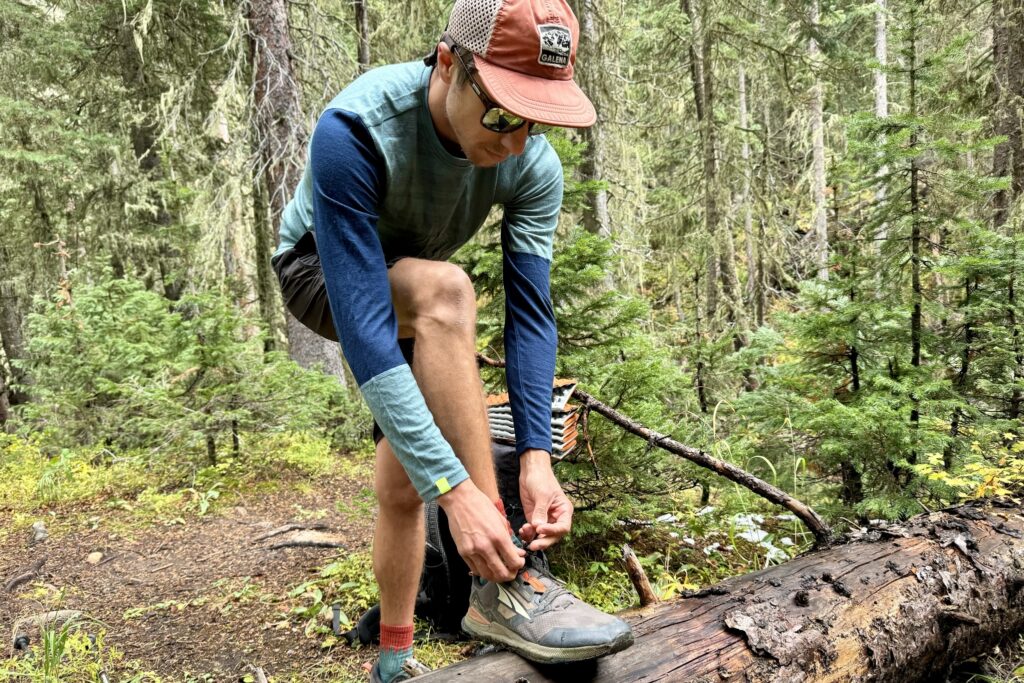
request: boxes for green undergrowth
[281,551,465,681]
[0,431,373,540]
[0,624,161,682]
[555,492,814,613]
[955,636,1024,683]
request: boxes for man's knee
[402,262,476,333]
[376,485,423,518]
[375,457,423,517]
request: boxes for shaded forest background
[2,1,1024,675]
[4,0,1023,515]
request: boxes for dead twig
[580,405,601,481]
[4,559,45,593]
[622,544,659,607]
[253,521,330,543]
[268,530,346,550]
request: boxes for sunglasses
[449,44,554,137]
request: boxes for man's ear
[436,42,455,85]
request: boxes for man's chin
[470,150,508,168]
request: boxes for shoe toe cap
[540,617,634,650]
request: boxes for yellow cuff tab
[435,477,452,495]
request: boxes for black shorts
[272,230,413,445]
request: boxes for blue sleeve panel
[501,237,557,456]
[501,144,563,456]
[502,236,557,455]
[310,108,469,500]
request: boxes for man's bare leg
[389,258,499,500]
[373,258,513,630]
[373,437,424,627]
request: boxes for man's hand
[438,480,525,583]
[518,449,573,551]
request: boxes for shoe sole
[462,616,634,664]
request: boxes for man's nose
[501,126,529,156]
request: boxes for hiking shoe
[369,657,431,682]
[461,554,634,663]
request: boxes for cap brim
[474,58,596,129]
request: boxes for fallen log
[416,497,1024,683]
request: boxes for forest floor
[2,440,1023,682]
[0,450,464,683]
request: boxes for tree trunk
[248,0,347,384]
[572,0,613,243]
[874,0,890,243]
[945,277,975,469]
[682,0,719,324]
[354,0,371,74]
[117,22,183,300]
[739,64,756,314]
[0,276,27,417]
[992,0,1024,231]
[418,498,1024,682]
[0,375,9,426]
[992,0,1024,418]
[908,5,922,466]
[755,216,767,328]
[0,332,10,425]
[839,460,864,505]
[693,270,710,414]
[809,0,829,280]
[1010,260,1023,420]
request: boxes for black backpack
[342,440,547,644]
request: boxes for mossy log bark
[417,498,1024,683]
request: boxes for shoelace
[514,550,575,612]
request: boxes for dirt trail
[1,475,376,680]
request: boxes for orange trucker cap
[444,0,596,128]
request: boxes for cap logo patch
[537,24,571,68]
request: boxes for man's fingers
[499,536,526,574]
[518,523,537,543]
[481,545,520,583]
[527,534,559,551]
[465,556,482,579]
[531,506,549,531]
[526,502,573,550]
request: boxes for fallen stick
[621,544,658,607]
[268,530,346,550]
[476,354,832,545]
[573,386,831,545]
[4,559,45,592]
[415,497,1024,683]
[253,521,330,543]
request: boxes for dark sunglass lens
[482,107,526,132]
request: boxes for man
[273,0,633,680]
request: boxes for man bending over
[273,1,633,679]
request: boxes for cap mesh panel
[448,0,503,56]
